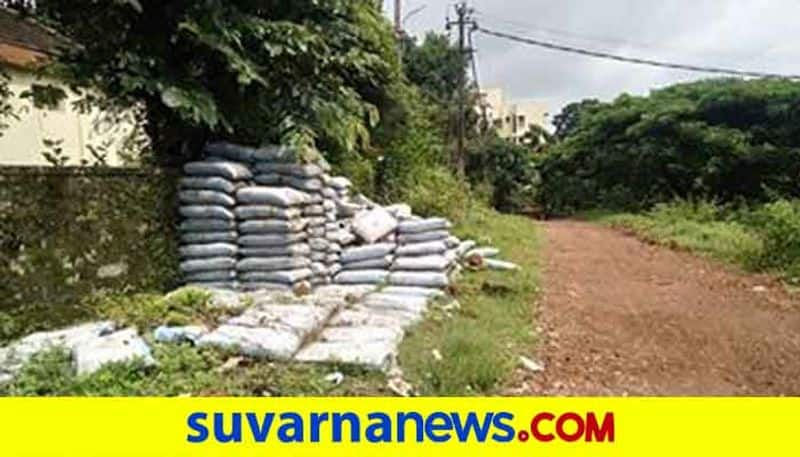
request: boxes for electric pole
[446,2,477,177]
[394,0,402,35]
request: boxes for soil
[508,220,800,396]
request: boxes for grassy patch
[398,207,540,395]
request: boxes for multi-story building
[479,87,549,144]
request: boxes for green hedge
[0,166,180,342]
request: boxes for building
[0,7,140,167]
[479,87,549,144]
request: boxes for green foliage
[23,0,401,163]
[538,78,800,215]
[0,168,180,342]
[399,207,540,395]
[0,70,17,137]
[750,200,800,281]
[401,32,467,104]
[401,166,470,222]
[467,137,540,213]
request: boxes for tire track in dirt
[509,220,800,396]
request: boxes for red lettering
[585,412,615,443]
[555,412,585,442]
[530,412,555,442]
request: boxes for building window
[493,119,503,128]
[518,115,525,125]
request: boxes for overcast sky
[383,0,800,117]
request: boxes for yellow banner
[0,398,797,456]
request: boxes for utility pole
[394,0,402,35]
[446,2,477,177]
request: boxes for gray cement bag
[254,162,324,178]
[181,231,237,244]
[237,257,311,272]
[341,243,396,264]
[204,142,255,163]
[237,187,311,207]
[180,257,237,273]
[398,218,451,234]
[184,161,252,181]
[342,255,393,271]
[180,177,238,194]
[235,206,302,220]
[239,269,313,284]
[252,145,298,163]
[239,219,308,234]
[392,255,449,271]
[183,270,237,282]
[179,219,236,232]
[254,174,282,186]
[334,270,389,285]
[240,244,311,257]
[179,205,235,220]
[239,233,308,247]
[179,190,236,207]
[179,243,238,258]
[284,176,323,192]
[388,271,449,288]
[398,230,450,244]
[395,240,448,257]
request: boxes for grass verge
[397,206,541,395]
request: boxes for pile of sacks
[390,218,458,288]
[178,160,252,289]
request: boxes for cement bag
[388,272,449,288]
[179,243,238,258]
[237,257,311,272]
[340,243,396,264]
[235,205,302,220]
[239,269,313,284]
[179,219,236,232]
[184,161,252,181]
[467,247,500,259]
[303,204,325,216]
[398,218,451,234]
[180,177,238,194]
[334,270,389,285]
[398,230,450,244]
[240,244,311,257]
[308,227,325,238]
[309,238,330,251]
[252,145,298,163]
[351,207,398,244]
[311,262,327,276]
[254,162,324,178]
[395,240,447,257]
[342,255,393,271]
[254,174,282,186]
[239,282,292,292]
[239,233,308,247]
[239,219,308,234]
[392,255,449,271]
[204,142,255,163]
[183,270,237,282]
[181,231,237,244]
[311,252,327,262]
[180,257,236,274]
[328,176,352,190]
[237,187,311,207]
[283,176,322,192]
[179,190,236,207]
[179,205,235,220]
[456,240,476,257]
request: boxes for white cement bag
[392,255,449,271]
[456,240,477,257]
[240,244,311,257]
[184,161,252,181]
[388,272,449,288]
[179,190,236,207]
[179,205,235,220]
[235,206,302,220]
[285,176,323,192]
[395,240,447,257]
[341,243,396,264]
[398,230,450,244]
[239,219,308,234]
[309,238,330,251]
[342,255,393,270]
[398,218,451,234]
[352,207,398,244]
[254,162,324,178]
[73,328,154,375]
[237,257,311,272]
[328,177,352,190]
[237,187,311,207]
[183,270,237,282]
[179,219,236,232]
[179,243,238,258]
[180,257,237,273]
[334,270,389,285]
[239,233,308,247]
[303,204,325,216]
[467,247,500,259]
[239,269,313,284]
[180,177,238,194]
[310,252,327,262]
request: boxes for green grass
[397,206,540,395]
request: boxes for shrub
[402,166,470,222]
[750,200,800,281]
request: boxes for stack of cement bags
[179,158,252,289]
[390,218,454,289]
[235,186,313,292]
[335,243,396,285]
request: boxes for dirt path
[510,220,800,396]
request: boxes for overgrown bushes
[537,78,800,215]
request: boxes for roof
[0,7,65,68]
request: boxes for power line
[477,26,800,80]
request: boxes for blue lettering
[332,412,360,443]
[246,413,275,442]
[186,412,208,443]
[365,413,392,443]
[451,412,494,442]
[310,412,329,442]
[213,413,241,443]
[397,412,424,443]
[491,412,516,442]
[277,413,304,442]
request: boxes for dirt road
[511,220,800,396]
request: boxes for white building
[479,87,549,144]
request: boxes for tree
[401,32,467,104]
[552,98,600,141]
[8,0,401,164]
[0,70,16,138]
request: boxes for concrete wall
[0,66,142,166]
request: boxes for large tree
[8,0,401,164]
